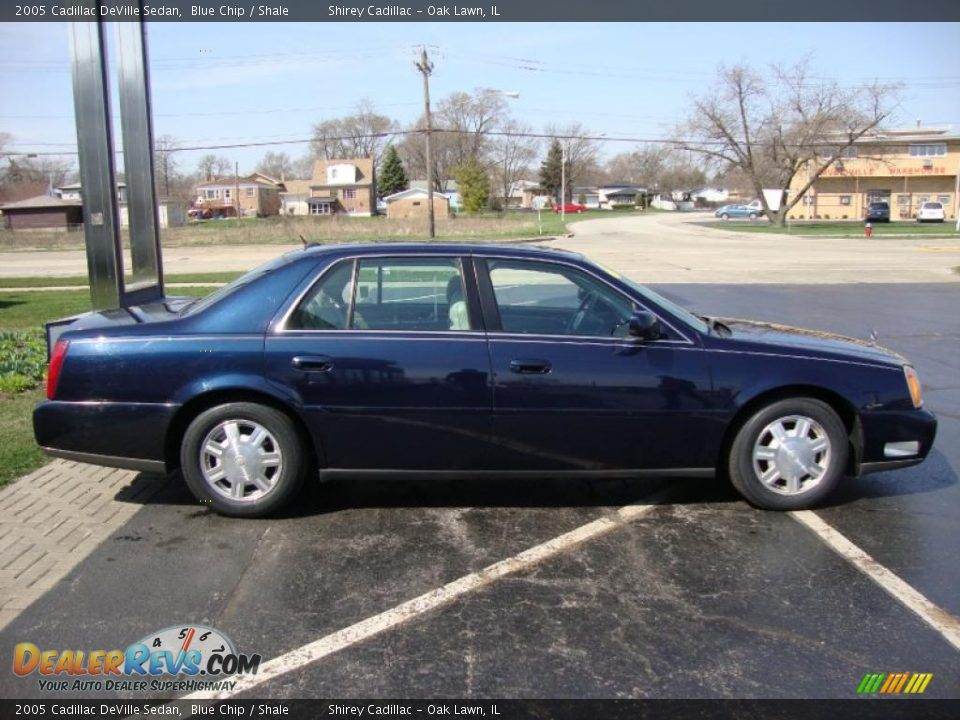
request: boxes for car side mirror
[628,311,662,340]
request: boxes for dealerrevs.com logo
[13,625,261,693]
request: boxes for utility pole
[415,46,435,239]
[560,140,566,225]
[235,160,240,227]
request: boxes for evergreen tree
[453,156,490,215]
[539,140,564,201]
[377,144,408,198]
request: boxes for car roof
[291,242,585,263]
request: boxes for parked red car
[553,202,587,214]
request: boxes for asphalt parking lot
[2,282,958,700]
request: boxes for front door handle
[292,355,334,372]
[509,358,552,374]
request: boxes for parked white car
[916,201,945,223]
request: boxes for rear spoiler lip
[44,315,84,361]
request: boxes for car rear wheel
[728,398,847,510]
[721,213,729,220]
[749,212,757,220]
[180,402,306,517]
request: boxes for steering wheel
[567,290,598,334]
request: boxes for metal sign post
[69,5,164,311]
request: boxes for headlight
[904,366,923,408]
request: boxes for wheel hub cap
[752,415,831,496]
[200,420,283,502]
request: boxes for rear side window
[288,257,471,332]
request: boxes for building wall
[4,207,81,230]
[310,186,375,216]
[788,141,959,220]
[386,196,449,220]
[195,183,281,217]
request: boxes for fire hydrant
[864,222,873,238]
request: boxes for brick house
[193,175,282,218]
[307,158,376,217]
[1,195,83,231]
[383,188,450,220]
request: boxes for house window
[309,203,331,216]
[245,187,254,198]
[343,188,357,200]
[330,167,337,180]
[203,189,219,200]
[841,146,858,159]
[909,143,946,157]
[223,188,232,200]
[938,196,950,205]
[840,195,851,206]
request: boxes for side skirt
[317,468,715,481]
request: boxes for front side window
[289,258,470,332]
[485,259,634,338]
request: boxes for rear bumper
[33,400,177,472]
[858,407,937,476]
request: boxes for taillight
[46,339,69,400]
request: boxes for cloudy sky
[1,21,958,173]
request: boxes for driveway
[555,212,960,284]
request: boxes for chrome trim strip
[273,251,696,344]
[41,447,166,474]
[270,333,487,342]
[705,347,902,371]
[318,467,715,480]
[860,458,923,476]
[70,335,263,344]
[59,400,178,408]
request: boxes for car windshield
[180,253,293,316]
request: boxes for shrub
[0,329,46,394]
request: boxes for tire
[727,398,848,510]
[721,213,729,220]
[749,213,757,220]
[180,402,306,517]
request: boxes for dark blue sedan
[35,243,936,517]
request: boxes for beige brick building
[787,128,959,221]
[307,158,376,217]
[383,188,451,220]
[194,173,282,218]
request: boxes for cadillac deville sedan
[35,243,936,517]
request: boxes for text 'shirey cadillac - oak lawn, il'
[34,244,936,517]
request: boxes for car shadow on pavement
[113,447,956,519]
[114,470,744,518]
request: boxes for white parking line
[791,510,960,651]
[183,497,665,701]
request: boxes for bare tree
[545,122,598,200]
[153,134,180,198]
[310,100,397,165]
[196,154,231,181]
[291,155,315,180]
[677,60,900,225]
[488,120,539,207]
[256,151,294,180]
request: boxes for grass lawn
[0,272,242,289]
[0,285,221,487]
[697,220,960,237]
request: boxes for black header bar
[3,0,959,22]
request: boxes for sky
[1,21,959,176]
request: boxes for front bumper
[858,407,937,476]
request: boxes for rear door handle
[509,358,552,374]
[292,355,334,372]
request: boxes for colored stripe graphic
[858,672,932,694]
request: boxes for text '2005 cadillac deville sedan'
[35,243,936,517]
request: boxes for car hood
[717,318,907,367]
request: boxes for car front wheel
[728,398,848,510]
[180,402,306,517]
[721,213,729,220]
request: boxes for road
[1,212,959,284]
